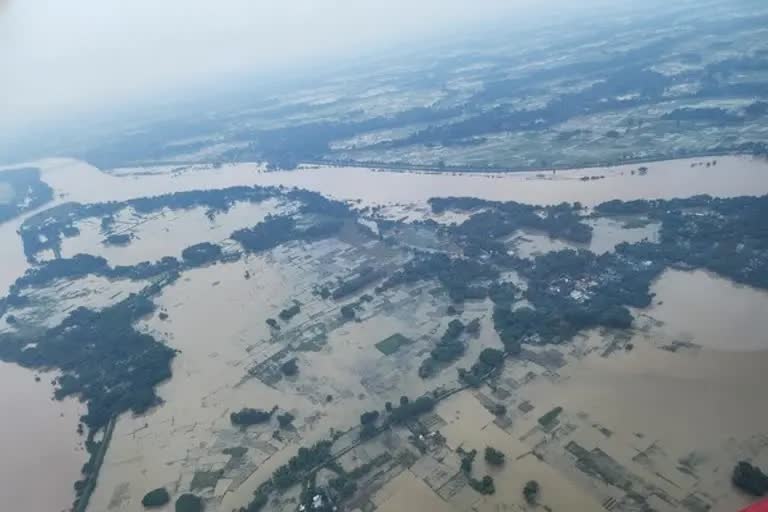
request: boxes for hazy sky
[0,0,597,130]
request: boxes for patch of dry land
[0,156,767,512]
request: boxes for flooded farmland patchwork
[0,156,767,512]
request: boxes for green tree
[523,480,540,504]
[142,487,170,508]
[281,359,298,376]
[175,493,203,512]
[277,412,295,429]
[732,461,768,496]
[485,446,505,466]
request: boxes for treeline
[181,242,223,266]
[231,215,344,253]
[419,319,471,378]
[379,252,499,303]
[0,293,175,430]
[239,393,439,511]
[458,347,505,388]
[733,461,768,496]
[431,197,592,246]
[18,182,353,265]
[494,248,656,346]
[599,195,768,290]
[231,406,278,427]
[6,253,183,306]
[20,185,279,260]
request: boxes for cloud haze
[0,1,521,125]
[0,0,632,131]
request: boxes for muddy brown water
[0,155,767,511]
[0,362,85,512]
[1,155,766,296]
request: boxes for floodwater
[1,154,764,296]
[246,156,768,207]
[518,343,768,512]
[374,470,458,512]
[645,269,768,351]
[0,362,86,512]
[513,217,659,258]
[0,154,767,511]
[59,199,286,267]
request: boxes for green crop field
[375,333,413,356]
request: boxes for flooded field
[642,269,768,352]
[59,199,288,267]
[0,155,767,511]
[1,154,763,297]
[0,362,86,512]
[3,275,145,332]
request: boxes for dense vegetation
[425,195,768,352]
[19,185,278,261]
[379,252,499,303]
[604,195,768,290]
[419,319,467,378]
[181,242,223,266]
[271,440,333,490]
[230,406,277,427]
[277,412,295,429]
[432,197,592,245]
[732,461,768,496]
[0,293,174,430]
[484,447,505,466]
[142,488,170,508]
[280,358,299,376]
[231,214,345,253]
[389,395,436,424]
[278,303,301,321]
[175,493,203,512]
[4,179,768,512]
[538,407,563,428]
[104,233,132,246]
[524,480,541,504]
[469,475,495,495]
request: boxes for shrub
[142,488,170,508]
[175,493,203,512]
[277,412,295,429]
[484,447,505,466]
[523,480,540,504]
[733,461,768,496]
[538,406,563,427]
[231,407,276,426]
[281,359,298,376]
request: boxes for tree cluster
[419,319,467,378]
[0,294,174,431]
[230,406,277,427]
[181,242,223,266]
[732,461,768,496]
[142,488,170,508]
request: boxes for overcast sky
[1,0,605,129]
[0,0,658,138]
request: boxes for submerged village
[1,157,768,512]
